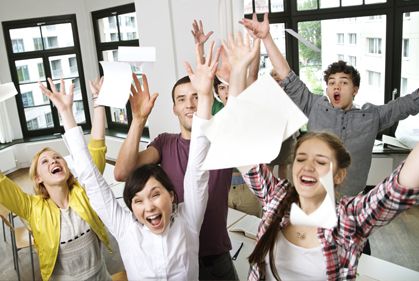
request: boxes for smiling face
[131,176,174,234]
[292,138,346,208]
[31,149,70,197]
[172,82,198,136]
[326,72,359,111]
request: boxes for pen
[232,242,244,261]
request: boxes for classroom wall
[135,0,243,139]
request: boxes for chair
[0,209,35,281]
[111,271,128,281]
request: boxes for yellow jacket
[0,139,111,281]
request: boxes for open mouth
[146,214,163,227]
[300,175,317,185]
[333,92,341,103]
[51,166,63,175]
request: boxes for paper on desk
[97,61,132,109]
[382,135,410,149]
[0,82,18,102]
[285,29,320,53]
[201,75,308,170]
[290,163,337,228]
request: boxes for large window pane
[19,83,50,107]
[98,16,119,42]
[297,0,318,11]
[342,0,363,6]
[102,50,118,62]
[15,58,44,83]
[244,0,253,14]
[320,0,339,8]
[49,54,79,79]
[25,105,54,130]
[255,0,269,13]
[110,107,128,124]
[41,23,74,49]
[9,27,42,53]
[118,12,138,40]
[298,15,386,106]
[271,0,284,12]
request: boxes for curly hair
[323,60,360,88]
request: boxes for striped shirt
[243,163,418,281]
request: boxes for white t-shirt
[265,231,326,281]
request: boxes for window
[12,39,24,53]
[367,38,382,54]
[16,65,30,82]
[33,37,43,50]
[337,33,344,44]
[367,70,381,87]
[3,15,91,138]
[402,39,409,58]
[348,55,357,67]
[337,54,344,60]
[92,3,140,132]
[21,91,34,107]
[401,78,408,95]
[348,33,357,44]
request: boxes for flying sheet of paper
[0,82,18,102]
[201,74,308,170]
[97,61,132,109]
[290,163,337,229]
[285,29,321,53]
[118,46,156,74]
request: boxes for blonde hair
[29,147,75,199]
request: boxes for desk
[226,208,419,281]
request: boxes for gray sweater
[281,71,419,196]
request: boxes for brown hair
[171,76,191,104]
[29,147,75,199]
[248,131,351,279]
[323,60,360,88]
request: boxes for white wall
[0,0,133,140]
[135,0,243,139]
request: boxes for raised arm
[183,41,220,229]
[0,172,32,220]
[222,32,260,98]
[240,13,291,81]
[114,74,159,181]
[191,19,214,64]
[246,39,261,87]
[41,77,131,239]
[87,77,107,174]
[399,142,419,188]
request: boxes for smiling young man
[240,13,419,197]
[114,74,237,280]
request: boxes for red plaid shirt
[243,163,418,281]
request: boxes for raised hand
[191,19,214,45]
[39,78,74,114]
[239,13,270,40]
[184,41,221,99]
[39,78,76,129]
[222,32,261,71]
[129,73,159,122]
[89,76,104,108]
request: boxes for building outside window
[368,38,382,54]
[349,33,357,44]
[403,39,410,58]
[337,33,344,44]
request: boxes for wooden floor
[1,168,418,280]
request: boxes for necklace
[296,231,306,239]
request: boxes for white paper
[202,75,308,170]
[0,82,18,102]
[97,61,133,109]
[285,29,321,53]
[118,46,156,64]
[382,134,410,149]
[290,163,337,229]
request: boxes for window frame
[2,14,91,138]
[91,3,145,135]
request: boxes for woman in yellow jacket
[0,78,111,281]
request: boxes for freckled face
[131,177,174,235]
